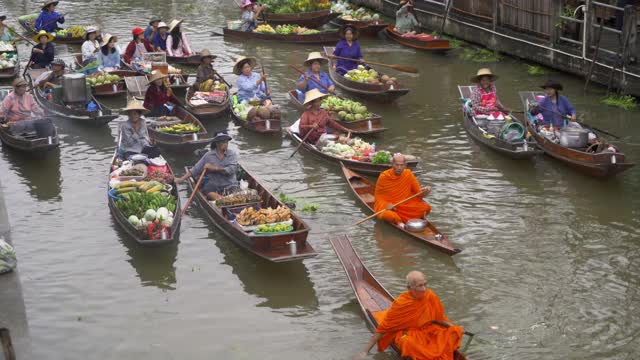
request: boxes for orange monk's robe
[373,290,463,360]
[374,168,431,224]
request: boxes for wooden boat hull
[287,90,387,135]
[230,103,282,134]
[384,26,451,52]
[147,106,211,153]
[0,112,59,155]
[167,54,201,66]
[519,91,634,177]
[324,46,409,103]
[185,165,318,262]
[221,27,341,44]
[261,9,340,28]
[18,15,84,44]
[330,234,467,360]
[330,17,389,37]
[341,164,461,255]
[184,88,230,121]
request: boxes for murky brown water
[0,0,638,359]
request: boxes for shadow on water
[1,145,62,201]
[54,116,116,152]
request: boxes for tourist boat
[384,26,451,52]
[287,90,387,135]
[519,91,634,177]
[184,87,230,122]
[220,27,341,44]
[324,46,410,103]
[146,106,211,153]
[230,96,282,134]
[167,54,201,66]
[329,234,468,359]
[458,85,541,159]
[341,164,461,255]
[261,9,340,28]
[0,48,19,80]
[185,163,318,262]
[330,16,388,37]
[17,14,84,44]
[285,120,418,175]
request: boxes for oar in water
[353,188,429,226]
[288,124,317,159]
[260,62,269,95]
[289,64,340,98]
[180,169,207,218]
[328,54,419,74]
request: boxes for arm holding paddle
[385,186,431,211]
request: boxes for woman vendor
[332,25,362,76]
[470,68,510,117]
[166,19,192,57]
[299,89,348,145]
[0,15,14,42]
[151,21,169,52]
[36,0,64,33]
[123,27,153,66]
[29,30,55,69]
[395,0,420,34]
[240,0,267,32]
[1,78,44,123]
[296,52,335,103]
[96,33,121,71]
[80,27,99,66]
[194,49,217,90]
[529,80,576,129]
[118,99,159,159]
[234,56,271,106]
[143,70,180,117]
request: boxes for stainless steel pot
[559,127,589,148]
[62,73,87,103]
[406,218,428,232]
[473,116,488,128]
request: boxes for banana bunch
[56,25,87,38]
[157,123,200,134]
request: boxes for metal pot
[486,119,506,135]
[473,116,488,128]
[406,218,428,232]
[559,127,589,148]
[62,73,87,103]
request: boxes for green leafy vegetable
[372,151,392,164]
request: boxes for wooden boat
[330,234,467,359]
[121,69,192,96]
[166,54,201,66]
[458,85,540,159]
[330,17,389,37]
[0,49,19,80]
[519,91,634,177]
[185,163,318,262]
[285,120,418,175]
[230,96,282,134]
[287,90,387,135]
[17,14,84,44]
[27,69,118,126]
[324,46,409,103]
[146,106,211,153]
[184,87,230,121]
[261,9,340,28]
[221,27,341,44]
[72,53,138,97]
[341,164,461,255]
[384,26,451,52]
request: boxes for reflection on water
[1,145,62,201]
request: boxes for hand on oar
[353,188,430,226]
[329,54,419,74]
[7,26,36,46]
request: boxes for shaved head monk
[355,271,464,360]
[374,153,432,228]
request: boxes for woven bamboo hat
[304,52,328,67]
[33,30,54,43]
[147,70,168,83]
[157,22,169,30]
[12,78,28,88]
[470,68,498,83]
[200,49,216,60]
[303,88,329,105]
[168,19,183,33]
[41,0,59,10]
[101,33,117,48]
[233,56,257,75]
[124,99,149,113]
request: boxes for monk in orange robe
[374,154,431,227]
[355,271,464,360]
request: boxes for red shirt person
[298,89,347,144]
[143,71,180,117]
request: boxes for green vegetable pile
[116,192,177,220]
[262,0,331,14]
[371,151,392,164]
[256,223,294,233]
[321,96,373,122]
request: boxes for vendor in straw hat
[97,33,121,70]
[470,68,511,117]
[529,80,576,129]
[151,21,169,52]
[175,130,239,201]
[30,30,55,69]
[124,27,154,66]
[81,26,100,65]
[118,99,159,159]
[144,70,181,117]
[235,56,272,106]
[35,57,66,89]
[296,52,335,103]
[36,0,64,33]
[299,89,349,145]
[1,78,44,123]
[240,0,267,32]
[0,15,14,42]
[194,49,218,90]
[166,19,192,57]
[396,0,420,35]
[332,25,363,76]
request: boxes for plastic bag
[0,238,17,274]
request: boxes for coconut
[381,75,390,82]
[257,107,271,119]
[247,107,258,120]
[368,78,377,84]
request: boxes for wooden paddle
[289,64,340,98]
[180,169,207,218]
[329,54,418,74]
[260,63,269,95]
[288,123,317,159]
[6,26,36,46]
[353,188,429,226]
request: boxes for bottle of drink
[371,142,376,153]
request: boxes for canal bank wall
[353,0,640,97]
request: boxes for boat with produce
[329,234,468,359]
[255,0,338,28]
[519,91,634,177]
[285,120,418,175]
[108,144,182,246]
[72,54,137,97]
[27,69,119,126]
[330,1,388,37]
[184,77,230,121]
[0,43,19,80]
[324,46,409,103]
[384,26,451,52]
[186,163,318,262]
[221,24,341,44]
[458,85,540,159]
[231,95,282,134]
[287,91,386,135]
[341,164,461,255]
[146,106,212,153]
[167,54,201,66]
[17,14,86,44]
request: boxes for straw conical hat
[41,0,59,10]
[124,99,149,113]
[32,30,54,43]
[168,19,183,33]
[200,49,216,60]
[470,68,498,83]
[303,52,328,67]
[101,33,116,48]
[303,88,329,105]
[233,56,257,75]
[147,70,168,83]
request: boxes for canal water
[0,0,638,359]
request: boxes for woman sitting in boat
[296,52,335,103]
[30,30,55,69]
[234,56,271,106]
[332,26,363,76]
[118,99,159,159]
[80,27,100,66]
[175,131,238,201]
[143,70,180,117]
[470,68,510,118]
[151,21,169,52]
[97,34,121,71]
[0,15,14,42]
[529,80,577,129]
[299,89,348,145]
[123,27,153,67]
[36,0,64,33]
[144,17,161,42]
[194,49,217,90]
[166,19,192,57]
[35,57,66,89]
[395,0,420,35]
[1,78,44,123]
[240,0,267,32]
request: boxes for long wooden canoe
[261,9,340,28]
[221,27,341,44]
[330,17,389,37]
[330,234,467,359]
[384,26,451,52]
[519,91,634,177]
[324,46,409,103]
[341,164,461,255]
[184,87,230,122]
[146,106,211,153]
[287,90,387,135]
[167,54,201,66]
[186,163,318,262]
[17,14,84,44]
[285,120,418,175]
[458,85,541,159]
[230,97,282,134]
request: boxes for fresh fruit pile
[113,181,166,195]
[333,1,381,22]
[232,101,252,121]
[198,79,227,92]
[119,168,145,177]
[216,189,261,207]
[0,53,17,70]
[254,24,320,35]
[86,73,121,87]
[0,42,15,52]
[156,123,200,134]
[261,0,331,14]
[321,96,373,122]
[236,206,292,226]
[144,169,174,184]
[321,138,383,162]
[344,65,398,87]
[256,223,293,233]
[255,24,276,34]
[56,25,87,38]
